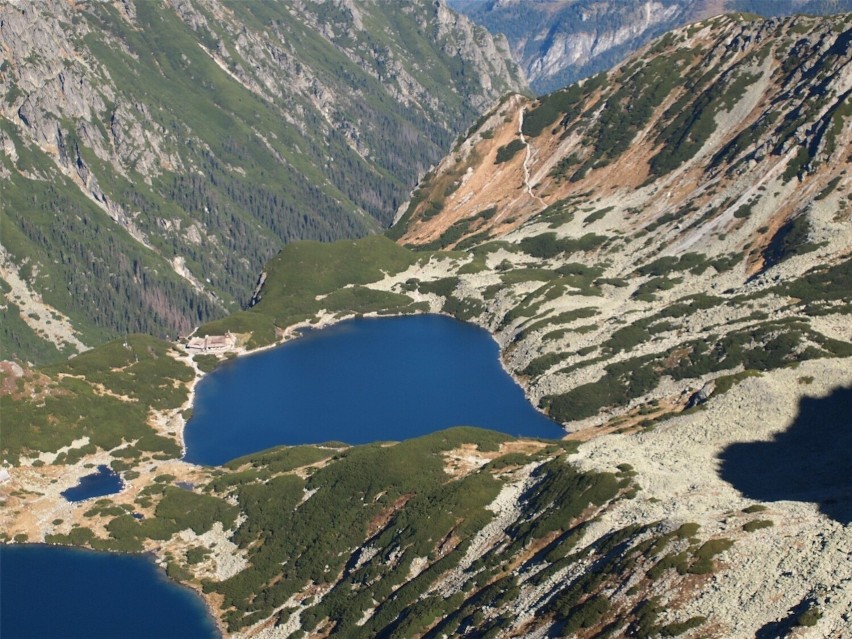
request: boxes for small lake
[61,465,124,502]
[185,315,564,465]
[0,545,219,639]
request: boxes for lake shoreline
[174,310,569,462]
[182,311,565,465]
[1,310,568,639]
[172,309,568,635]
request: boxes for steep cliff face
[524,1,684,87]
[454,0,852,93]
[0,0,525,362]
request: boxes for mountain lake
[184,314,564,466]
[61,465,125,503]
[0,544,220,639]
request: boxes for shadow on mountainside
[718,386,852,525]
[754,596,818,639]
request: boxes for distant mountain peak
[452,0,852,93]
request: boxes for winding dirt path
[518,107,547,207]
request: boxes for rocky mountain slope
[0,0,524,363]
[453,0,852,93]
[388,11,851,428]
[1,11,850,639]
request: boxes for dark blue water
[0,545,219,639]
[61,465,124,502]
[2,315,562,638]
[185,315,563,465]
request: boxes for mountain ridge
[393,13,850,269]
